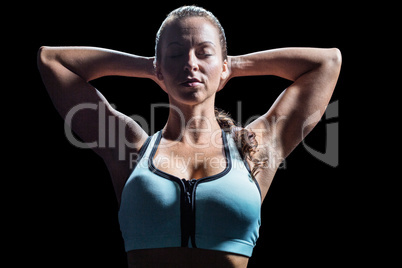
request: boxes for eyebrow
[198,41,216,47]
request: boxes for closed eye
[197,45,215,58]
[197,49,214,58]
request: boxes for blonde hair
[154,5,227,65]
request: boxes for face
[157,17,228,106]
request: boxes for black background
[18,1,357,267]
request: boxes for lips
[180,78,202,87]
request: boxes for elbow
[37,46,49,74]
[326,48,342,69]
[37,46,48,68]
[330,48,342,66]
[37,46,56,68]
[318,48,342,76]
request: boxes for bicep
[38,57,147,160]
[247,60,340,160]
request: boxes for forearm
[231,47,341,81]
[38,46,155,82]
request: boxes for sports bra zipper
[181,178,197,248]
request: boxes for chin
[170,91,213,106]
[178,93,205,105]
[166,83,218,106]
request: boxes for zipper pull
[182,179,197,188]
[189,178,196,187]
[182,179,196,203]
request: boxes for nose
[184,51,199,72]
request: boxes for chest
[118,131,262,254]
[153,144,227,180]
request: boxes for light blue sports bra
[118,130,261,257]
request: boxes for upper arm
[37,47,148,162]
[246,49,342,162]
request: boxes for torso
[111,130,266,267]
[153,134,227,180]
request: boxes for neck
[162,99,221,145]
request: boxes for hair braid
[215,108,266,177]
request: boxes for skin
[153,17,230,182]
[157,17,228,106]
[38,15,341,268]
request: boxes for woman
[37,5,341,268]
